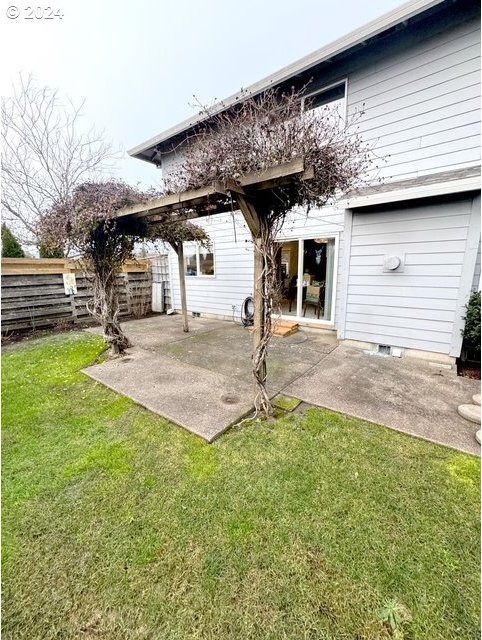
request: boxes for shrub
[1,223,24,258]
[39,245,64,258]
[462,290,481,356]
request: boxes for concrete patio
[83,315,480,454]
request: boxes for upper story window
[302,80,347,129]
[184,242,215,277]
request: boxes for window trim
[183,241,216,278]
[301,78,348,122]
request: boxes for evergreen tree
[462,290,481,355]
[1,223,25,257]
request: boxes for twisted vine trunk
[252,222,280,416]
[86,268,131,356]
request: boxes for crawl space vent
[377,344,391,356]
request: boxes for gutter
[339,174,481,209]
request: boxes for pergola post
[235,193,263,345]
[252,236,264,348]
[176,243,189,333]
[253,235,266,376]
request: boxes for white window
[184,242,215,277]
[303,80,347,129]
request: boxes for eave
[128,0,448,164]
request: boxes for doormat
[273,320,299,337]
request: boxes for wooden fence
[1,259,152,333]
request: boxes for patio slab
[162,325,331,392]
[84,315,480,453]
[86,315,224,349]
[284,345,480,456]
[84,315,334,440]
[83,346,254,442]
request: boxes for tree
[165,87,372,416]
[39,180,208,353]
[40,181,149,354]
[1,223,25,258]
[1,73,117,249]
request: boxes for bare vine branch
[1,73,120,248]
[39,180,209,354]
[165,87,374,416]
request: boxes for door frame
[277,232,339,327]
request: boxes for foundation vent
[377,344,391,356]
[377,344,403,358]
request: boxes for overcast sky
[2,0,405,189]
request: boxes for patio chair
[287,275,297,312]
[303,284,324,319]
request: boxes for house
[130,0,480,365]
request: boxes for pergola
[115,157,314,354]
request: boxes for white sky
[1,0,405,189]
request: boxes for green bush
[39,245,64,258]
[462,290,481,355]
[1,224,25,258]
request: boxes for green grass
[2,332,480,640]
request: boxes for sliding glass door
[277,236,336,323]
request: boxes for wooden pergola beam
[116,184,225,220]
[115,157,309,223]
[116,157,312,387]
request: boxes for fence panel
[1,259,153,333]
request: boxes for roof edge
[340,167,481,208]
[128,0,445,159]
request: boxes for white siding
[472,239,481,291]
[161,149,183,178]
[162,10,481,342]
[344,196,477,355]
[169,206,346,325]
[348,16,480,182]
[169,212,254,320]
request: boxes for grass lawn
[2,332,480,640]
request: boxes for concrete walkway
[83,315,480,454]
[284,345,480,455]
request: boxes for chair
[287,276,298,312]
[303,284,324,319]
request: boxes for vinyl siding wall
[343,196,478,355]
[348,15,480,182]
[472,239,481,291]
